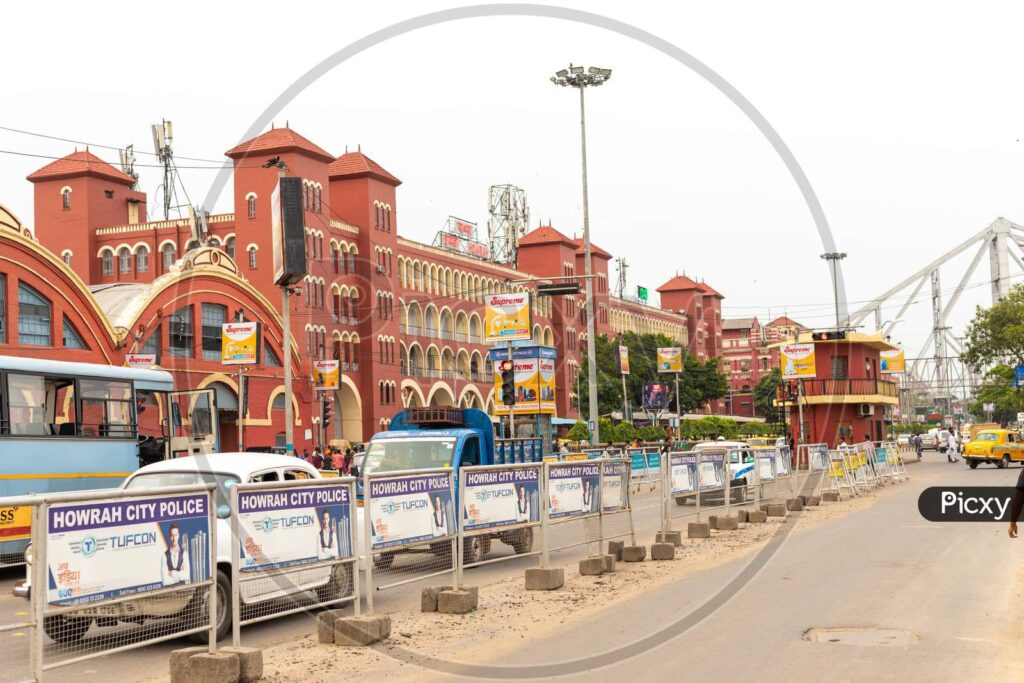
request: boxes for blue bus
[0,355,217,563]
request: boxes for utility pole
[552,64,612,444]
[267,159,296,456]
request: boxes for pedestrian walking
[333,448,345,472]
[312,448,324,470]
[913,434,923,461]
[946,430,959,463]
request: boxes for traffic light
[322,398,333,429]
[812,330,847,341]
[498,359,516,405]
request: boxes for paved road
[489,456,1024,682]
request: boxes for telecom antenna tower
[150,119,190,220]
[614,257,628,298]
[487,184,529,265]
[118,144,139,189]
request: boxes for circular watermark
[202,3,847,677]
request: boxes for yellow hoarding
[313,360,340,391]
[0,505,31,542]
[657,347,683,373]
[780,343,817,379]
[618,345,630,375]
[492,346,556,416]
[880,348,905,374]
[484,292,533,343]
[221,321,260,365]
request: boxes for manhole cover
[803,627,917,647]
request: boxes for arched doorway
[207,381,239,452]
[428,383,455,407]
[333,379,363,446]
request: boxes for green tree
[962,284,1024,370]
[754,369,783,422]
[612,421,637,444]
[969,364,1024,425]
[566,420,590,442]
[576,333,729,416]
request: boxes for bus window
[79,379,134,438]
[135,389,166,438]
[55,383,76,435]
[7,374,47,435]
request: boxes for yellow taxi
[963,429,1024,469]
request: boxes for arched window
[225,236,235,260]
[248,245,258,270]
[61,187,71,210]
[101,250,113,276]
[118,247,131,274]
[314,186,322,213]
[246,193,257,219]
[18,282,51,346]
[135,245,149,273]
[161,243,176,272]
[61,250,72,267]
[62,315,87,349]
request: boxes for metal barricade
[457,463,543,580]
[544,460,604,560]
[0,497,39,683]
[25,484,217,678]
[229,477,359,646]
[363,468,456,613]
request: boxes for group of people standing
[297,445,360,473]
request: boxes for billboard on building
[657,347,683,373]
[618,346,630,375]
[780,343,817,379]
[484,292,533,343]
[880,348,905,374]
[125,353,157,369]
[221,322,261,365]
[490,345,556,415]
[313,360,340,391]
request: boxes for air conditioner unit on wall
[858,404,875,417]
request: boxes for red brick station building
[0,126,738,450]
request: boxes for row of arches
[400,380,493,412]
[610,307,687,344]
[399,342,489,381]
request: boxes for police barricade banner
[463,467,541,531]
[547,463,601,518]
[757,450,777,481]
[669,453,697,495]
[809,443,829,471]
[774,447,791,477]
[697,452,725,490]
[627,448,646,480]
[367,473,454,550]
[46,493,211,606]
[601,460,630,512]
[236,484,352,572]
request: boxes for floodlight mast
[550,64,611,445]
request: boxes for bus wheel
[43,615,92,644]
[317,563,354,603]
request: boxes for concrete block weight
[650,543,675,560]
[688,522,711,539]
[525,567,564,591]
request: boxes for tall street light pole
[552,64,611,445]
[820,252,847,330]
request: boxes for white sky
[2,1,1023,361]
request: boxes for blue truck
[356,407,540,567]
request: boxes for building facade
[16,126,723,448]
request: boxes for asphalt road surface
[492,456,1024,682]
[3,455,1019,682]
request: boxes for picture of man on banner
[515,484,531,523]
[317,508,336,560]
[432,493,449,537]
[161,523,191,586]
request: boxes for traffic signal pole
[508,341,516,439]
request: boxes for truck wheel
[43,615,92,644]
[969,460,979,469]
[372,552,395,570]
[463,536,485,565]
[1001,455,1010,469]
[317,563,355,603]
[511,527,534,554]
[731,480,747,503]
[186,569,231,644]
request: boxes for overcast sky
[2,1,1023,360]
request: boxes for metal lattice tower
[487,184,528,264]
[614,257,628,298]
[845,217,1024,419]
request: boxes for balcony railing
[801,378,898,398]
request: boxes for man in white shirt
[161,523,190,586]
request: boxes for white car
[19,453,354,644]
